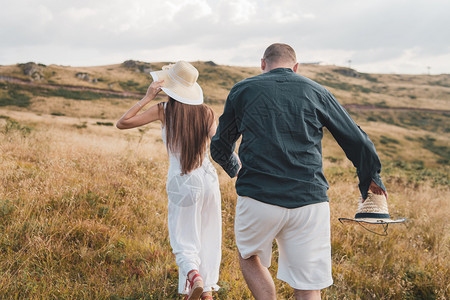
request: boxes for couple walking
[116,43,387,300]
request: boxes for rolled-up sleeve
[210,92,241,178]
[322,93,386,199]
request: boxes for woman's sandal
[201,292,213,300]
[184,270,204,300]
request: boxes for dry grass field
[0,61,449,299]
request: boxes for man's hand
[364,180,388,202]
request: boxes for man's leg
[239,254,276,300]
[294,289,321,300]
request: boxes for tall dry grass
[0,110,449,299]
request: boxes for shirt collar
[268,68,294,74]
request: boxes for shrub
[3,119,33,136]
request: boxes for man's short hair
[263,43,297,65]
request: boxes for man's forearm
[210,140,240,178]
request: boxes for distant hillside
[0,61,259,104]
[1,60,449,106]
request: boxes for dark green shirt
[211,68,385,208]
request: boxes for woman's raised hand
[142,80,164,104]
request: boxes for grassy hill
[1,60,448,167]
[0,61,449,299]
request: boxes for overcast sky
[1,0,449,74]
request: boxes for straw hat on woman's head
[150,61,203,105]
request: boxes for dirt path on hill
[1,75,449,114]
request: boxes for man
[210,43,387,300]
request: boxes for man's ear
[261,58,266,72]
[293,62,299,73]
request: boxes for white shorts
[235,196,333,290]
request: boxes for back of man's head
[263,43,297,67]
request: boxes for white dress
[162,123,222,294]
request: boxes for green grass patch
[314,79,374,94]
[119,80,140,89]
[418,135,449,164]
[48,88,109,100]
[96,122,114,126]
[0,200,15,222]
[197,67,245,89]
[325,156,343,163]
[118,80,148,93]
[374,101,388,108]
[315,72,336,81]
[349,111,450,134]
[0,83,127,101]
[73,122,88,129]
[0,89,31,107]
[361,73,378,82]
[380,135,400,145]
[427,79,450,88]
[402,267,437,299]
[384,160,449,186]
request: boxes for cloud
[0,0,449,74]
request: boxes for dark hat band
[355,213,390,219]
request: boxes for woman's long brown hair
[158,97,214,174]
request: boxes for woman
[116,61,221,300]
